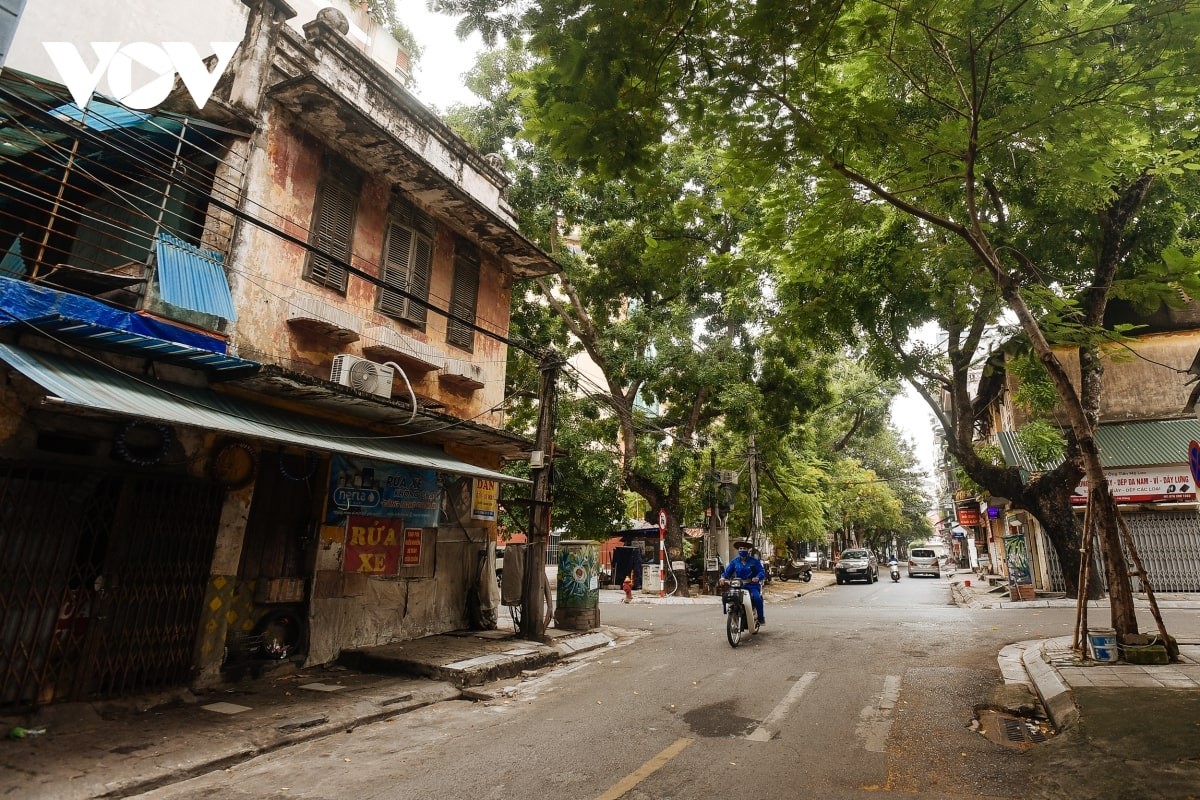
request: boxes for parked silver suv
[835,548,878,584]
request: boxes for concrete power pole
[748,435,762,555]
[706,449,717,587]
[520,350,562,641]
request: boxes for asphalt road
[131,575,1195,800]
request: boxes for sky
[399,4,943,496]
[396,1,487,109]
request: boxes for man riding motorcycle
[722,540,766,627]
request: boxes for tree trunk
[1021,484,1104,600]
[989,265,1139,637]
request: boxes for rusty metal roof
[223,363,535,460]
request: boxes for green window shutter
[447,244,479,351]
[305,179,357,293]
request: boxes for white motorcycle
[721,578,760,647]
[889,561,901,582]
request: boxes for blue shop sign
[326,454,440,526]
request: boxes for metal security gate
[0,462,223,710]
[1125,510,1200,593]
[1037,510,1200,596]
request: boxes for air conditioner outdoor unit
[330,354,394,399]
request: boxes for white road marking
[746,671,820,741]
[856,674,902,752]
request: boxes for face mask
[738,549,749,558]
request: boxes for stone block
[1122,645,1170,665]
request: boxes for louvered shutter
[378,222,413,317]
[405,233,432,326]
[447,247,479,351]
[306,180,357,292]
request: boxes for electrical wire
[0,75,549,358]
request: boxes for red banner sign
[956,508,980,526]
[402,528,423,566]
[343,516,404,575]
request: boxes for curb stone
[1019,638,1080,730]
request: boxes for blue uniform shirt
[723,554,765,584]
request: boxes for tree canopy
[438,0,1200,634]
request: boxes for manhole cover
[976,708,1053,749]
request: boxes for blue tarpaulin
[0,275,226,351]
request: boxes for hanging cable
[380,360,418,426]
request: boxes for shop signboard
[327,455,440,525]
[343,515,404,575]
[471,478,499,521]
[1071,465,1195,506]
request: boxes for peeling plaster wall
[306,534,484,665]
[229,116,510,419]
[1009,330,1200,427]
[272,17,512,227]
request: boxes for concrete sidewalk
[949,572,1200,732]
[0,624,618,800]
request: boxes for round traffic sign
[1189,440,1200,487]
[657,509,667,533]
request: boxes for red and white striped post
[657,509,667,598]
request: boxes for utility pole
[520,350,562,641]
[706,449,717,591]
[748,435,762,555]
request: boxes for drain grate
[1001,716,1047,744]
[976,708,1053,748]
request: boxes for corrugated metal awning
[0,343,526,484]
[998,418,1200,471]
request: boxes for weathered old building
[0,0,555,710]
[964,312,1200,596]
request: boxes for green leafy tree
[445,0,1200,640]
[446,48,821,592]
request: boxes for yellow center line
[594,737,694,800]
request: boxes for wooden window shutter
[377,222,413,317]
[406,234,432,326]
[305,176,358,293]
[376,197,434,327]
[446,242,480,351]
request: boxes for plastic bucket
[1088,627,1118,663]
[964,579,971,587]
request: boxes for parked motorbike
[721,577,760,647]
[889,561,901,582]
[771,557,813,583]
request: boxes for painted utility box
[555,540,600,631]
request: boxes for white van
[908,545,951,578]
